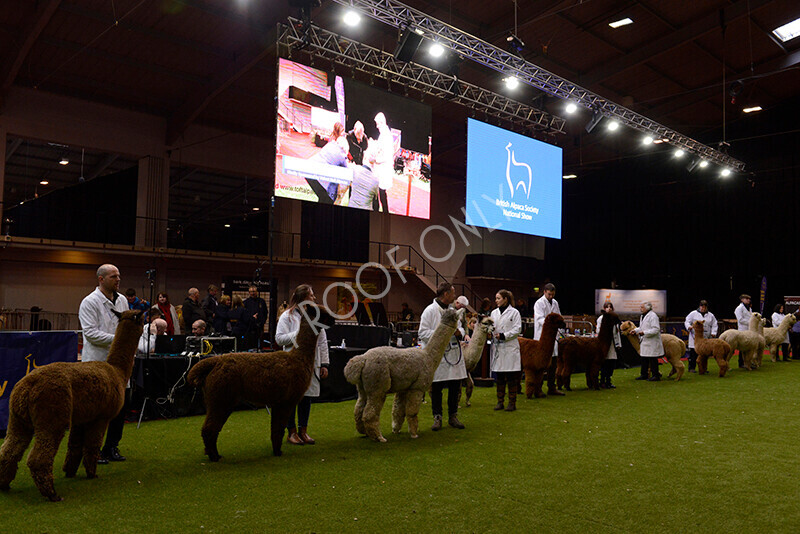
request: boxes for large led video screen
[275,58,432,218]
[465,118,562,239]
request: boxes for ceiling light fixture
[503,76,519,89]
[39,180,49,185]
[743,106,762,113]
[414,28,424,35]
[609,17,633,29]
[224,224,231,228]
[252,207,260,211]
[674,149,685,158]
[59,156,69,165]
[642,136,653,145]
[721,168,731,177]
[562,174,577,179]
[699,160,709,168]
[606,120,619,131]
[343,10,360,26]
[565,102,577,114]
[772,17,800,43]
[429,43,444,57]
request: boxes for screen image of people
[275,58,432,219]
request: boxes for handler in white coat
[684,300,718,372]
[490,289,522,411]
[734,294,752,367]
[772,304,791,362]
[275,284,329,446]
[633,301,664,381]
[419,283,467,431]
[533,283,561,356]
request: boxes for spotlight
[429,43,444,57]
[252,207,260,211]
[565,102,578,114]
[39,180,49,185]
[642,136,653,145]
[503,76,519,89]
[585,110,603,133]
[674,149,685,158]
[59,156,69,165]
[562,174,577,179]
[224,224,231,228]
[743,106,762,113]
[721,168,731,177]
[699,160,709,168]
[607,120,619,131]
[506,34,525,55]
[343,10,360,26]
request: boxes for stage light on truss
[674,149,685,158]
[562,174,577,179]
[565,102,578,114]
[642,136,653,145]
[720,168,732,177]
[343,10,361,26]
[506,34,525,55]
[743,106,762,113]
[224,224,231,228]
[503,76,519,89]
[429,42,445,57]
[606,120,619,131]
[59,156,69,165]
[699,160,709,168]
[39,180,49,185]
[585,110,603,133]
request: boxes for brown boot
[287,429,304,445]
[299,427,315,445]
[494,382,505,410]
[505,382,517,412]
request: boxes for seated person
[138,318,167,355]
[191,319,207,337]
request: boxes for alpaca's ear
[111,309,122,319]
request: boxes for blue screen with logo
[465,118,562,239]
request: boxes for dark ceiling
[2,0,799,222]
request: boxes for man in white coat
[419,282,467,431]
[533,283,565,396]
[684,300,718,373]
[78,263,130,463]
[633,301,664,381]
[734,294,752,367]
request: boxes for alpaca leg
[62,425,86,478]
[80,420,108,479]
[465,375,474,406]
[532,370,546,398]
[405,390,424,439]
[391,391,408,434]
[0,416,34,492]
[672,356,685,381]
[27,430,66,502]
[354,387,367,435]
[201,407,233,462]
[717,355,729,377]
[362,395,388,443]
[697,354,708,375]
[270,406,291,457]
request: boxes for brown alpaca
[459,316,493,407]
[344,308,463,442]
[0,310,143,502]
[556,311,619,391]
[620,321,687,381]
[186,304,334,461]
[692,320,733,377]
[520,313,567,399]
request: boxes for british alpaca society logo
[505,142,532,199]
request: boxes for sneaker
[448,415,465,429]
[431,415,443,431]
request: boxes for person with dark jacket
[213,294,232,335]
[228,295,251,340]
[201,284,219,329]
[182,287,207,333]
[244,285,268,349]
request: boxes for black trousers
[287,396,312,429]
[600,359,616,382]
[640,357,660,378]
[688,348,698,370]
[791,332,800,360]
[431,380,461,417]
[103,388,131,451]
[777,343,790,360]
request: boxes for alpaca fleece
[459,316,493,407]
[763,314,796,362]
[186,304,334,461]
[520,313,566,398]
[620,321,687,381]
[692,320,733,377]
[719,313,765,370]
[0,310,144,502]
[557,312,620,391]
[344,308,464,442]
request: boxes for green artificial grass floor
[4,360,800,533]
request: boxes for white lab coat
[374,124,395,190]
[684,310,718,349]
[634,310,664,357]
[419,300,467,382]
[735,303,752,331]
[275,308,329,397]
[489,305,522,372]
[596,314,621,360]
[533,295,560,356]
[772,313,790,343]
[79,287,129,362]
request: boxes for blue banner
[0,331,79,431]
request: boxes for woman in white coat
[633,301,664,381]
[772,304,791,362]
[597,301,622,389]
[490,289,522,411]
[275,284,329,445]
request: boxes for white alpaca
[762,314,796,364]
[459,316,493,407]
[719,313,766,370]
[344,308,465,442]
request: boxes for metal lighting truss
[279,19,566,134]
[332,0,746,171]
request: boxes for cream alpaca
[764,314,796,363]
[620,321,686,381]
[459,316,493,407]
[719,313,766,370]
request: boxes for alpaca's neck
[778,318,794,335]
[597,317,614,351]
[693,325,705,340]
[424,317,456,366]
[105,322,143,380]
[540,320,559,349]
[625,332,641,351]
[464,326,489,370]
[292,317,320,365]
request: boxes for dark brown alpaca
[556,311,619,391]
[0,310,143,502]
[693,320,733,377]
[520,313,567,399]
[186,304,334,461]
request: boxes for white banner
[595,289,667,316]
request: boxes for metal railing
[0,310,82,331]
